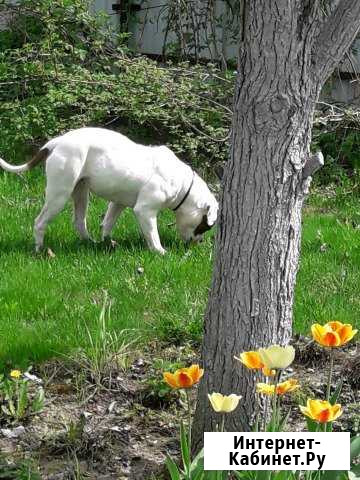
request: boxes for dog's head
[176,197,218,244]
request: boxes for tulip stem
[272,370,281,429]
[220,414,226,433]
[185,389,192,451]
[326,350,334,402]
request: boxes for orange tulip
[256,379,299,396]
[276,379,300,395]
[300,399,343,423]
[236,351,263,369]
[235,352,275,377]
[311,321,358,347]
[163,364,204,389]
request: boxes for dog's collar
[173,170,195,211]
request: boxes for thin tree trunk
[193,0,360,451]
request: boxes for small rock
[1,426,26,438]
[136,267,144,275]
[23,372,43,384]
[47,248,56,258]
[109,426,122,433]
[320,243,327,252]
[108,401,117,413]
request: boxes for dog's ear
[214,165,224,181]
[206,202,218,226]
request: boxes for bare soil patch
[0,340,359,479]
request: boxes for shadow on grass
[0,231,187,256]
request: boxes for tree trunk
[193,0,360,451]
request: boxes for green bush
[312,122,360,186]
[1,0,360,184]
[0,0,232,171]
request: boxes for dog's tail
[0,147,50,174]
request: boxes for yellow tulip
[262,366,276,377]
[10,370,21,379]
[311,322,358,347]
[300,399,343,423]
[234,352,276,377]
[256,383,275,395]
[208,392,242,413]
[256,379,299,396]
[163,364,203,389]
[258,345,295,369]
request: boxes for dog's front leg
[133,206,166,255]
[101,202,125,240]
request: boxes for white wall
[92,0,120,29]
[130,0,239,60]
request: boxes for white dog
[0,128,218,254]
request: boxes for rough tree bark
[193,0,360,450]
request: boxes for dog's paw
[33,247,55,259]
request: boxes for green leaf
[272,472,294,480]
[350,435,360,462]
[192,468,204,480]
[204,471,226,480]
[305,416,319,433]
[278,408,291,431]
[349,465,360,480]
[322,470,347,480]
[17,380,29,419]
[255,471,271,480]
[32,387,45,413]
[180,421,191,473]
[330,379,343,405]
[166,456,181,480]
[190,448,204,473]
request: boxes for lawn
[0,170,359,369]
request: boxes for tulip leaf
[278,408,291,431]
[350,464,360,478]
[305,416,319,432]
[191,466,204,480]
[350,435,360,462]
[349,471,360,480]
[255,470,271,480]
[330,379,343,405]
[165,456,181,480]
[322,470,346,480]
[203,471,219,480]
[273,472,292,480]
[180,421,191,473]
[190,448,204,473]
[232,472,250,479]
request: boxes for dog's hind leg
[34,183,75,252]
[101,202,124,240]
[72,178,91,241]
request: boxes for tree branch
[313,0,360,80]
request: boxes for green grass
[294,187,360,332]
[0,172,359,369]
[0,170,213,369]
